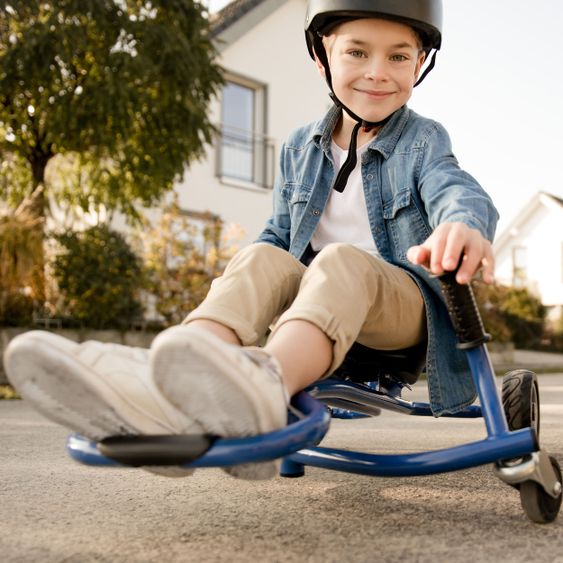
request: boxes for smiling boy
[5,0,499,480]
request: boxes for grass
[0,384,20,400]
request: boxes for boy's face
[318,18,425,124]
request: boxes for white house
[493,192,563,324]
[175,0,327,245]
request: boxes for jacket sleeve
[254,143,291,251]
[418,123,499,242]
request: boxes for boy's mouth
[355,88,395,98]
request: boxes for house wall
[494,202,563,315]
[175,0,329,246]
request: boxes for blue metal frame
[67,342,538,478]
[67,391,331,468]
[281,344,536,477]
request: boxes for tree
[0,0,223,219]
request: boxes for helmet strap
[414,49,438,87]
[331,120,363,193]
[328,93,395,193]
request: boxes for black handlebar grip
[437,269,490,349]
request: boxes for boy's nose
[364,58,389,81]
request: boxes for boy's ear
[414,51,427,82]
[314,50,327,79]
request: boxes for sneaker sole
[6,332,198,478]
[5,332,141,441]
[151,328,285,479]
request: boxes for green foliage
[135,202,242,326]
[473,281,546,348]
[0,1,223,218]
[52,225,144,329]
[0,153,33,208]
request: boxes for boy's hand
[407,222,494,285]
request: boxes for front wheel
[502,369,540,438]
[520,456,562,524]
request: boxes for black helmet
[305,0,442,59]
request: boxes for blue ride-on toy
[67,269,562,524]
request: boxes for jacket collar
[312,104,411,159]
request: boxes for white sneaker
[4,330,204,477]
[150,325,289,479]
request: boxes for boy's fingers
[426,231,446,274]
[481,246,495,284]
[441,228,465,272]
[407,245,430,266]
[455,240,495,285]
[409,225,495,285]
[456,251,480,284]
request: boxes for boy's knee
[313,243,370,265]
[310,244,395,285]
[225,243,305,280]
[232,242,291,264]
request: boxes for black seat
[333,341,427,385]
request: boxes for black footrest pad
[98,434,214,466]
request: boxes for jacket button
[312,209,320,216]
[367,174,374,180]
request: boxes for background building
[175,0,326,245]
[494,192,563,324]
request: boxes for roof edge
[211,0,290,50]
[494,191,563,251]
[211,0,268,36]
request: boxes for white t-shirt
[311,140,380,258]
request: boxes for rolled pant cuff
[183,307,260,346]
[270,305,353,377]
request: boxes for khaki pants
[185,242,426,375]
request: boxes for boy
[5,0,498,479]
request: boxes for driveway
[1,374,562,562]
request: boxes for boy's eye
[390,54,408,62]
[347,49,366,58]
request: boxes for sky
[206,0,563,234]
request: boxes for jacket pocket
[384,188,431,258]
[287,183,312,206]
[382,188,411,219]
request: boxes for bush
[52,225,144,329]
[135,202,241,327]
[473,281,546,348]
[0,292,35,326]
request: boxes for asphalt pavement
[1,374,563,563]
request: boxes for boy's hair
[321,17,425,56]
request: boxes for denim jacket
[256,104,499,415]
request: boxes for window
[512,246,528,287]
[216,76,275,189]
